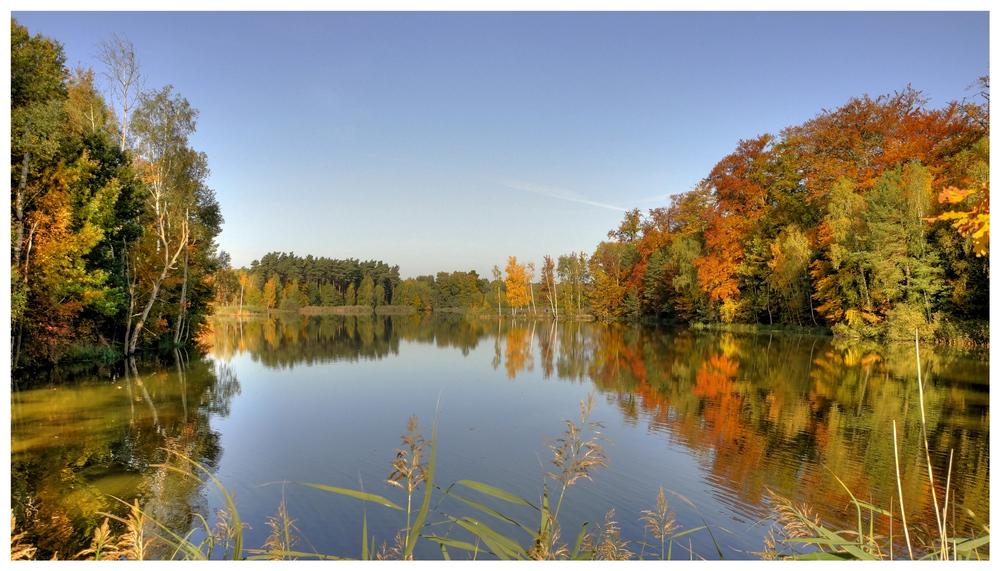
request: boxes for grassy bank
[213,304,417,316]
[299,305,374,315]
[690,321,833,336]
[376,306,419,315]
[212,304,268,316]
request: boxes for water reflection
[207,313,492,367]
[10,351,240,559]
[12,314,988,559]
[205,314,988,553]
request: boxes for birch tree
[95,31,145,151]
[126,86,198,354]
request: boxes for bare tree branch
[95,31,146,151]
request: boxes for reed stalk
[892,419,914,559]
[915,329,948,557]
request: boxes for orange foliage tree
[694,135,774,315]
[504,256,530,315]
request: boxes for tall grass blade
[361,505,369,561]
[295,483,403,510]
[155,450,244,560]
[827,469,876,556]
[454,480,538,509]
[446,516,527,560]
[570,520,589,559]
[789,551,855,561]
[942,448,954,559]
[952,534,990,556]
[671,490,725,559]
[423,535,480,552]
[441,488,535,534]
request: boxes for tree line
[213,252,402,311]
[11,19,224,367]
[582,85,989,341]
[478,85,989,342]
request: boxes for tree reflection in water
[10,351,241,559]
[205,313,987,553]
[12,313,988,559]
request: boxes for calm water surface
[10,313,990,559]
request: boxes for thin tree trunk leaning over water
[128,212,188,355]
[173,243,190,345]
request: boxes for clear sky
[10,5,991,279]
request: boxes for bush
[933,315,990,346]
[881,304,935,341]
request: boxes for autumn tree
[557,252,588,316]
[524,261,536,313]
[588,241,629,319]
[126,86,207,354]
[767,224,815,326]
[11,20,147,365]
[263,274,278,310]
[11,18,68,274]
[539,255,558,317]
[810,178,875,333]
[491,265,505,315]
[504,256,530,315]
[693,135,775,312]
[95,31,145,151]
[238,270,248,312]
[780,87,977,203]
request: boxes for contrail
[497,179,627,212]
[364,153,628,212]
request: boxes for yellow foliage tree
[504,256,530,315]
[263,275,278,309]
[926,182,990,258]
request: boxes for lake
[10,313,990,560]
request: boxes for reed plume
[386,414,430,559]
[11,511,36,561]
[641,486,679,559]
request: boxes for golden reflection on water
[12,314,989,559]
[204,313,988,553]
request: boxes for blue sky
[11,7,991,278]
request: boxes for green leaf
[447,516,527,560]
[570,520,589,559]
[296,482,403,510]
[812,527,876,560]
[361,505,369,561]
[952,534,990,554]
[442,489,534,535]
[423,535,482,552]
[455,480,538,509]
[787,551,855,561]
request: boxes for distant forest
[11,17,990,369]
